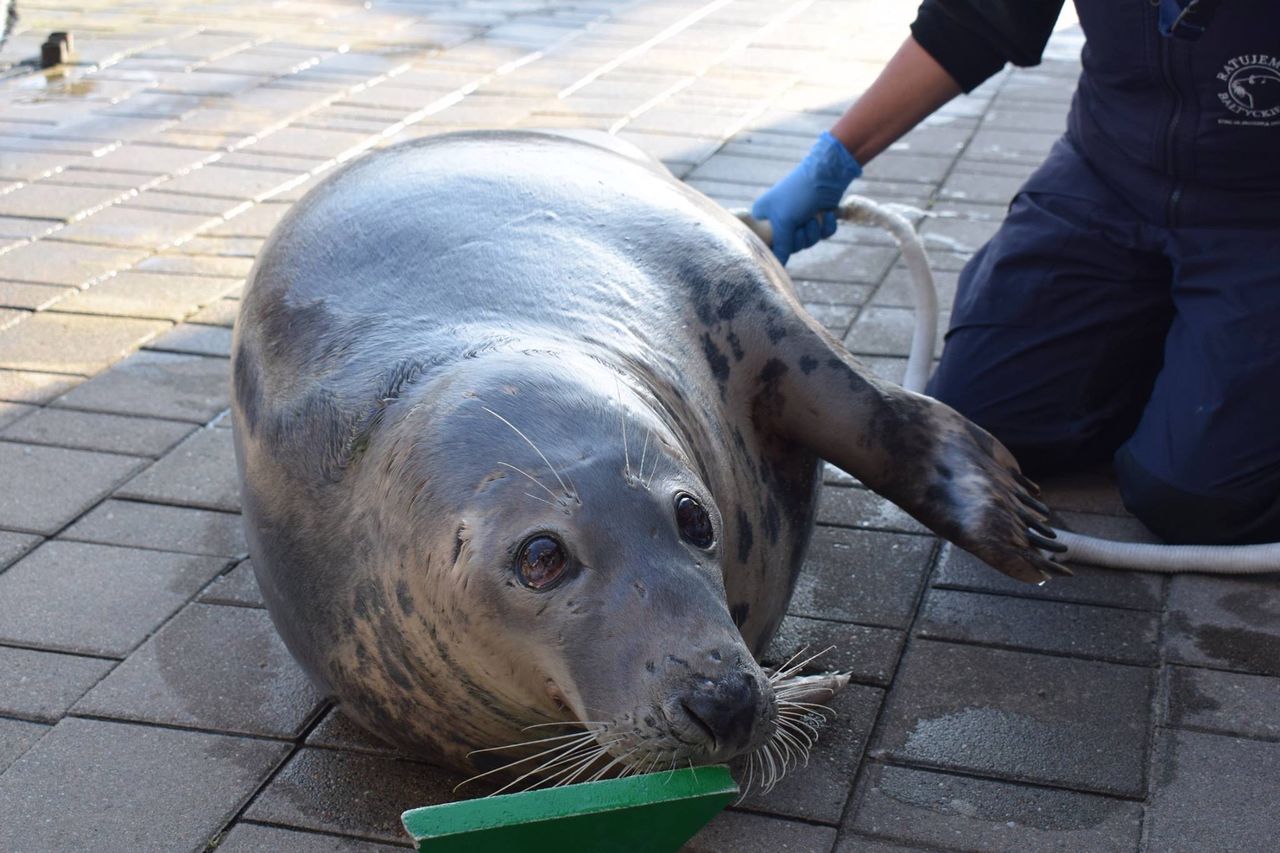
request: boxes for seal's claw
[1015,489,1052,516]
[1018,508,1057,539]
[1028,530,1068,554]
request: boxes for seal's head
[337,347,776,780]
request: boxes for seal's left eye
[517,535,569,590]
[675,493,714,549]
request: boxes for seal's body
[233,131,1059,777]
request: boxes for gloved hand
[751,131,862,265]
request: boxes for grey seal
[232,129,1062,783]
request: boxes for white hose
[734,199,1280,574]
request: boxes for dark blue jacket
[911,0,1280,226]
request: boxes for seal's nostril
[678,671,760,755]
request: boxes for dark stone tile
[200,559,264,607]
[306,707,400,757]
[1146,729,1280,853]
[53,350,229,423]
[244,747,465,844]
[734,684,883,824]
[1,408,195,457]
[0,441,147,535]
[684,809,837,853]
[765,615,904,688]
[62,499,246,557]
[817,486,928,534]
[0,717,287,853]
[75,602,324,738]
[917,588,1159,665]
[1165,574,1280,676]
[1164,665,1280,741]
[117,426,239,512]
[871,640,1152,797]
[933,543,1163,612]
[1036,467,1129,517]
[217,822,407,851]
[0,646,115,722]
[788,528,936,629]
[845,763,1142,853]
[0,541,225,656]
[0,530,41,570]
[785,241,899,285]
[0,717,47,773]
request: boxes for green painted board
[401,765,737,853]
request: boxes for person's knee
[1114,447,1280,545]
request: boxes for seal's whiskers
[616,377,633,485]
[495,461,561,502]
[481,406,575,501]
[456,725,606,793]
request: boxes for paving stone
[0,369,80,404]
[845,306,948,358]
[872,267,959,310]
[1,408,195,457]
[75,602,324,737]
[0,442,146,535]
[0,183,128,222]
[0,540,225,656]
[245,747,465,844]
[871,640,1152,797]
[146,321,234,357]
[0,281,72,311]
[1164,664,1280,741]
[139,252,255,278]
[917,588,1159,665]
[0,399,34,430]
[0,240,148,286]
[793,279,874,306]
[188,296,242,327]
[200,559,264,608]
[765,615,904,688]
[1165,574,1280,677]
[161,164,301,201]
[52,271,239,322]
[789,528,936,629]
[0,530,41,570]
[306,706,400,757]
[845,762,1142,853]
[933,541,1163,612]
[1037,466,1129,516]
[734,684,883,824]
[0,646,115,722]
[685,809,837,853]
[0,214,60,240]
[939,169,1027,205]
[0,717,287,853]
[51,205,216,249]
[785,241,899,285]
[0,717,47,774]
[117,426,239,511]
[1146,729,1280,853]
[217,822,406,852]
[0,312,170,375]
[817,485,928,534]
[54,350,229,422]
[62,499,245,558]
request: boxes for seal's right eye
[516,535,569,590]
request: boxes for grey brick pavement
[0,1,1274,851]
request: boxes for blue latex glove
[751,131,862,265]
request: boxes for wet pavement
[0,1,1277,851]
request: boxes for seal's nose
[678,670,761,755]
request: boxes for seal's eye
[675,493,714,549]
[516,535,569,590]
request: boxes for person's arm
[830,35,962,167]
[753,0,1066,265]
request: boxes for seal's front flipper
[759,320,1068,584]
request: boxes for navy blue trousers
[928,139,1280,545]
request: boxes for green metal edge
[401,765,738,841]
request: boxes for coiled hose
[734,198,1279,574]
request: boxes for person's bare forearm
[830,36,962,165]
